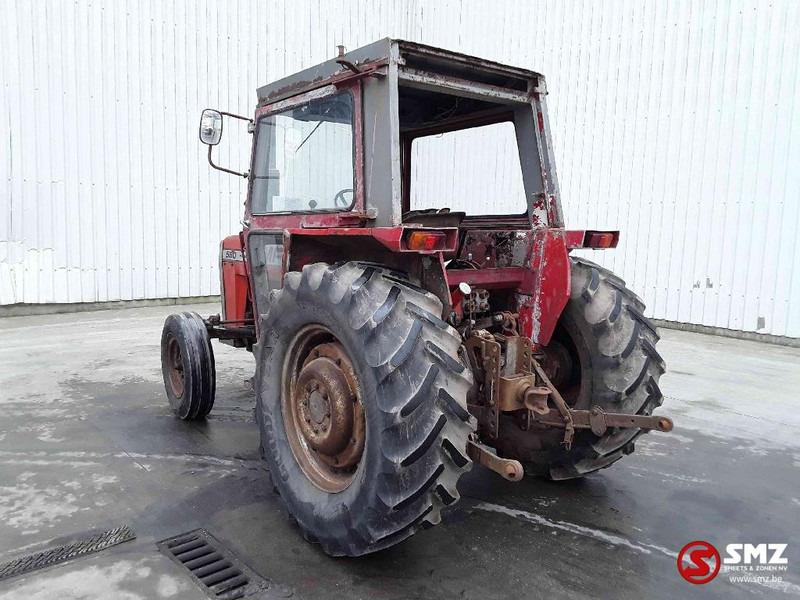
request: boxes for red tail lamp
[583,231,619,248]
[406,231,447,251]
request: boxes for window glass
[410,121,526,215]
[251,92,354,213]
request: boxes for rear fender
[245,230,438,324]
[516,228,571,345]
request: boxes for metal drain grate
[158,529,265,599]
[0,525,136,582]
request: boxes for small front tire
[160,312,216,420]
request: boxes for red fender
[516,228,571,346]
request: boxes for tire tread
[254,262,474,556]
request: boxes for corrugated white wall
[1,0,798,338]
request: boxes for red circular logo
[678,541,721,584]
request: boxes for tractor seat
[401,209,466,228]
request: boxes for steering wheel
[333,188,354,208]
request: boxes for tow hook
[467,439,524,482]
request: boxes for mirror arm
[207,145,248,179]
[219,111,253,123]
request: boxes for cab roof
[256,39,545,106]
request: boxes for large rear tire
[254,262,475,556]
[494,257,666,479]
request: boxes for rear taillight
[406,231,447,251]
[583,231,618,248]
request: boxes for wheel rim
[541,339,574,390]
[166,337,185,398]
[282,325,365,493]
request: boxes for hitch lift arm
[531,358,673,448]
[465,330,673,479]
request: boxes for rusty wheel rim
[166,337,185,398]
[542,340,572,390]
[282,325,365,493]
[542,336,580,406]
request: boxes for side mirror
[200,108,252,178]
[199,109,223,145]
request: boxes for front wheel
[254,262,475,556]
[160,312,216,420]
[494,257,666,479]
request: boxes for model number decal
[222,249,244,262]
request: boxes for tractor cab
[249,39,559,228]
[163,39,672,557]
[203,39,599,345]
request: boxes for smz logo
[678,541,720,584]
[725,543,788,566]
[678,541,789,584]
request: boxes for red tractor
[161,40,672,557]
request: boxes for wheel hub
[542,340,573,390]
[294,354,357,459]
[167,338,185,398]
[308,390,327,424]
[283,330,365,492]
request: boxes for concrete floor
[0,304,798,599]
